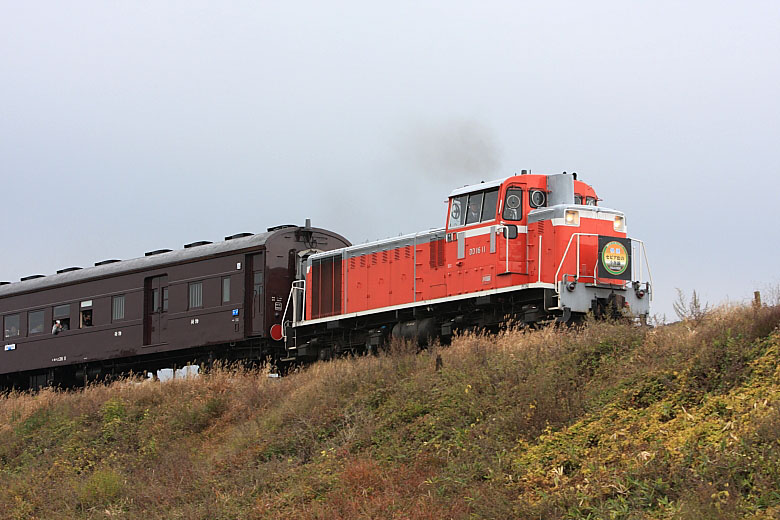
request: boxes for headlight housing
[564,209,580,226]
[613,215,625,232]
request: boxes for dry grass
[1,303,779,519]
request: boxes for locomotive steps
[1,301,779,518]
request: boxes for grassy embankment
[1,303,779,519]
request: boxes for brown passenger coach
[0,223,349,389]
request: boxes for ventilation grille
[310,255,342,319]
[21,274,45,281]
[429,239,445,268]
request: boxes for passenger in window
[82,312,92,327]
[52,320,63,335]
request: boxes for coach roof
[0,230,279,298]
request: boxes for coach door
[247,253,265,336]
[144,275,169,346]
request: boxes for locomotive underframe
[285,287,563,360]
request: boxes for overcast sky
[2,1,779,320]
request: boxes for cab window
[586,196,597,206]
[574,194,583,205]
[448,195,467,228]
[450,188,501,228]
[465,192,484,225]
[481,188,499,221]
[502,187,523,221]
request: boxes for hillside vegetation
[1,303,779,519]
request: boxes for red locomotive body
[285,172,650,359]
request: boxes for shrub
[77,468,125,509]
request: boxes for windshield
[502,187,523,221]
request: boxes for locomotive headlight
[613,215,625,232]
[564,209,580,226]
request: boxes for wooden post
[435,354,443,371]
[754,291,762,309]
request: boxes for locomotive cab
[444,172,651,320]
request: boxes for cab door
[498,184,528,275]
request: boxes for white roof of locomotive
[448,177,508,198]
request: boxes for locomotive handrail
[554,233,599,293]
[538,235,542,283]
[493,224,531,275]
[554,233,653,301]
[492,225,511,274]
[630,238,653,302]
[281,279,306,341]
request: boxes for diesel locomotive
[1,171,651,388]
[282,171,651,360]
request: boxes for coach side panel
[0,253,250,375]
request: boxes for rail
[553,234,653,301]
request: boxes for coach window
[28,310,45,335]
[189,281,203,309]
[4,314,20,339]
[222,277,231,304]
[53,304,71,331]
[502,187,523,221]
[112,295,125,322]
[162,287,169,312]
[448,194,468,228]
[80,300,93,328]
